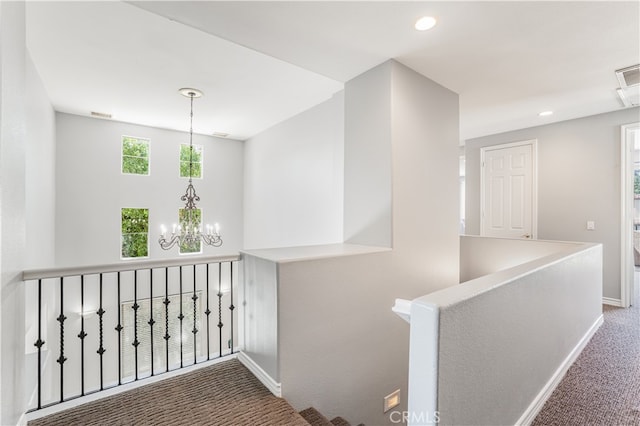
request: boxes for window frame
[121,135,150,176]
[121,207,150,260]
[178,207,203,255]
[179,143,203,179]
[120,291,203,378]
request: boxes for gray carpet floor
[533,277,640,425]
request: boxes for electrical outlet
[384,389,401,413]
[587,221,595,231]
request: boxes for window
[122,136,149,175]
[180,144,202,179]
[121,292,202,378]
[179,208,202,254]
[121,208,149,258]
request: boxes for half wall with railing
[393,237,603,425]
[23,255,239,413]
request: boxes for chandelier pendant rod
[158,88,223,251]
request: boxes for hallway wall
[465,107,640,301]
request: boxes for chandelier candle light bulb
[158,88,223,250]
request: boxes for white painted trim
[23,253,240,280]
[516,314,603,426]
[238,351,282,397]
[407,302,440,426]
[621,123,640,308]
[480,139,538,239]
[603,297,624,307]
[24,354,238,422]
[17,412,27,426]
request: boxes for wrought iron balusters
[115,272,123,385]
[148,269,155,376]
[192,264,198,365]
[25,258,238,412]
[229,263,235,354]
[34,279,44,409]
[205,264,211,359]
[78,275,87,396]
[163,267,170,372]
[132,270,140,380]
[217,263,223,358]
[178,266,184,368]
[97,273,106,390]
[56,277,67,402]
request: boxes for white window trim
[178,207,204,256]
[179,143,203,180]
[121,135,150,176]
[121,208,150,260]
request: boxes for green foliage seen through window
[179,208,202,254]
[635,170,640,195]
[122,208,149,258]
[122,136,149,175]
[180,144,202,178]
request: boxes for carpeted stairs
[298,407,360,426]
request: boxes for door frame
[620,122,640,308]
[480,139,538,239]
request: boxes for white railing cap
[23,253,241,281]
[392,298,412,323]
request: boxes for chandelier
[159,88,223,250]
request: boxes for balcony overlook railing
[23,254,240,412]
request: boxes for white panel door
[481,141,536,239]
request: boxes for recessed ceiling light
[538,111,553,117]
[415,16,437,31]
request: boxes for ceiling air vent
[212,132,229,138]
[615,65,640,107]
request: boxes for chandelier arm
[158,234,180,250]
[201,233,223,247]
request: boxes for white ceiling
[27,1,640,142]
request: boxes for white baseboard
[17,412,27,426]
[603,297,623,307]
[516,314,604,426]
[238,351,281,397]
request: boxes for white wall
[344,60,460,277]
[0,2,27,423]
[55,113,244,267]
[410,239,603,425]
[465,108,640,300]
[243,92,344,249]
[22,51,57,415]
[390,62,460,282]
[25,53,56,269]
[460,235,577,282]
[241,255,279,381]
[343,65,392,247]
[241,60,460,426]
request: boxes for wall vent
[615,65,640,107]
[213,132,229,138]
[91,111,112,119]
[616,65,640,87]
